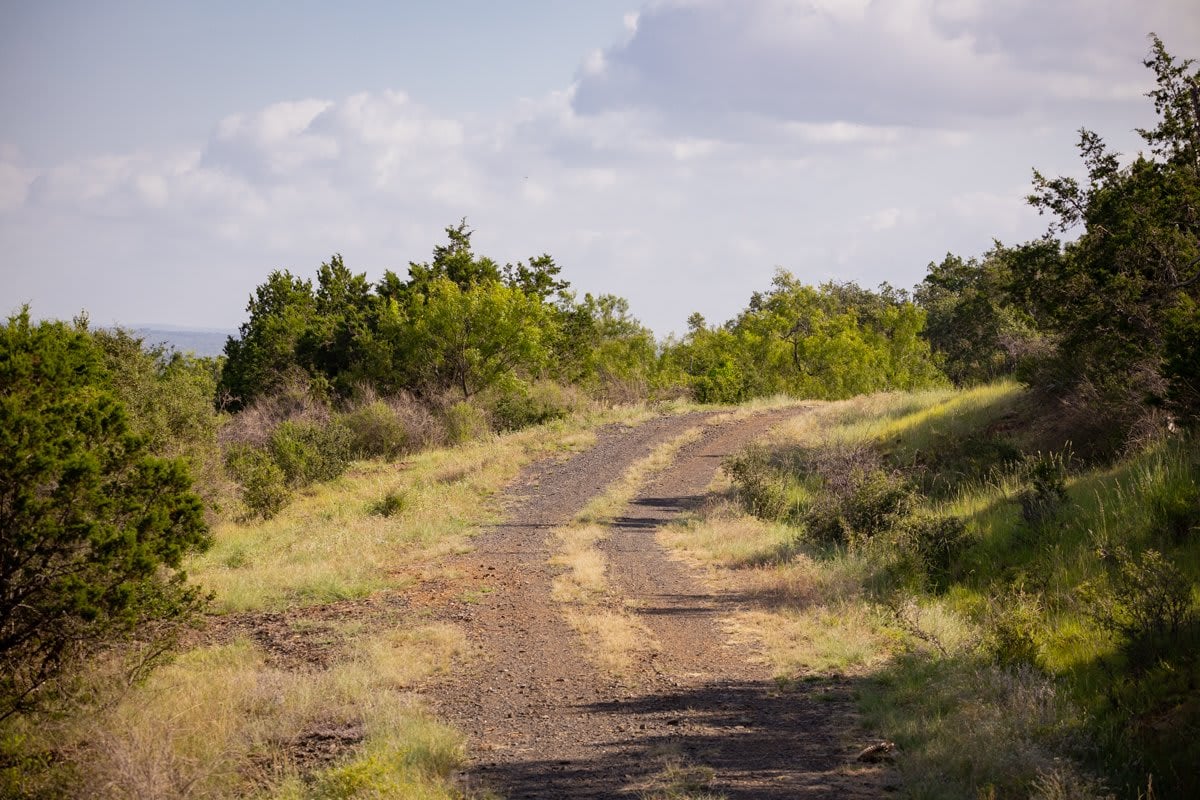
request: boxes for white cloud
[572,0,1195,129]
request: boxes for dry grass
[564,610,660,679]
[550,524,611,602]
[32,619,469,800]
[730,605,895,679]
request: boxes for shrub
[441,401,490,445]
[268,419,352,487]
[217,378,330,449]
[224,445,291,519]
[0,311,210,718]
[1089,547,1194,652]
[983,593,1045,669]
[1018,450,1070,527]
[370,491,408,518]
[483,380,581,431]
[723,446,795,521]
[341,400,408,459]
[805,466,916,546]
[898,513,970,590]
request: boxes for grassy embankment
[3,403,682,800]
[662,382,1200,799]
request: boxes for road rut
[423,409,890,799]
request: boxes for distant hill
[132,326,232,358]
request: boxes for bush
[369,491,408,518]
[268,419,352,487]
[224,445,291,519]
[441,401,490,445]
[341,400,408,459]
[724,446,795,521]
[983,593,1045,669]
[805,466,916,545]
[0,311,210,718]
[1089,547,1194,653]
[1018,450,1070,527]
[483,380,581,431]
[898,513,970,590]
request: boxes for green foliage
[555,293,659,402]
[369,491,408,518]
[441,401,490,445]
[1018,35,1200,426]
[914,247,1048,386]
[664,272,946,403]
[1089,547,1194,653]
[218,270,318,410]
[89,326,227,513]
[340,400,409,460]
[223,445,291,520]
[724,446,797,521]
[389,276,554,400]
[896,513,970,591]
[0,310,210,718]
[982,593,1045,669]
[482,379,581,431]
[268,419,353,488]
[1018,451,1070,527]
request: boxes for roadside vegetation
[680,36,1200,799]
[687,384,1198,798]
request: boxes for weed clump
[369,491,408,518]
[269,418,353,487]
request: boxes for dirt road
[422,409,892,799]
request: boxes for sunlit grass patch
[550,524,611,602]
[860,655,1102,800]
[637,745,726,800]
[565,609,660,680]
[658,498,801,569]
[731,604,896,679]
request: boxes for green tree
[1020,34,1200,422]
[554,293,658,397]
[390,277,554,399]
[299,254,376,396]
[0,311,210,718]
[915,247,1045,385]
[218,270,317,409]
[666,271,944,402]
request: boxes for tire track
[422,407,890,799]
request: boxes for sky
[2,1,1198,337]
